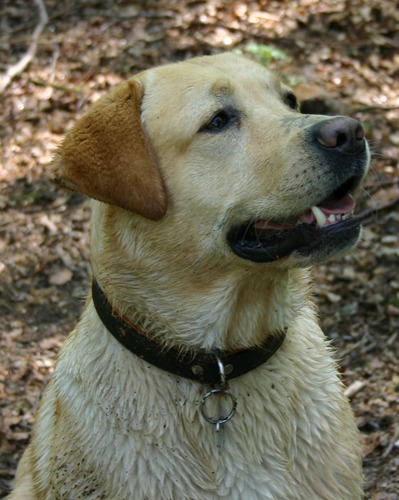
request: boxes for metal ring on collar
[200,388,237,426]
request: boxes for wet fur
[9,53,368,499]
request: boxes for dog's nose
[315,117,365,154]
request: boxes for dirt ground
[0,0,398,498]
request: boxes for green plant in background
[235,43,304,87]
[282,74,306,86]
[243,43,289,66]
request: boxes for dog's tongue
[255,195,355,230]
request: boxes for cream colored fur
[9,53,368,499]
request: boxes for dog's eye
[284,92,298,111]
[201,111,231,132]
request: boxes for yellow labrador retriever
[10,53,370,499]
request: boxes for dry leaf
[48,268,73,286]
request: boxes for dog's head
[54,53,369,268]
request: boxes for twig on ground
[380,423,399,460]
[190,20,283,44]
[27,77,85,93]
[365,178,399,194]
[0,0,48,94]
[344,380,367,399]
[351,104,399,113]
[358,194,399,224]
[363,423,399,465]
[339,333,369,358]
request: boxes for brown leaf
[48,268,73,286]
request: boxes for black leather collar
[92,279,285,385]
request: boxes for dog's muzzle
[227,116,370,264]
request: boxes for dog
[9,52,370,499]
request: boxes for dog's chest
[48,376,302,499]
[37,319,361,499]
[45,351,343,498]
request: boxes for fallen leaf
[48,268,73,286]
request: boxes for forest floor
[0,0,398,498]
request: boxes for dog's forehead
[199,54,282,90]
[140,54,283,107]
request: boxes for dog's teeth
[328,214,336,224]
[311,206,327,227]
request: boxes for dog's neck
[91,266,310,352]
[92,278,286,383]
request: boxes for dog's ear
[53,79,166,220]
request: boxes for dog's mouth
[227,177,363,263]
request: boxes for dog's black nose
[315,117,365,154]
